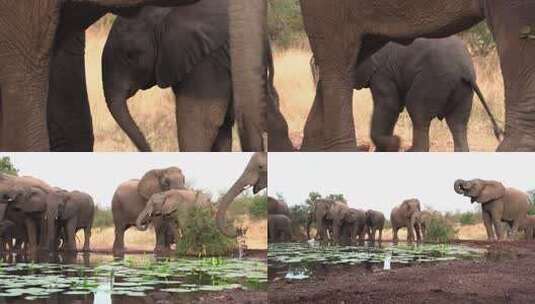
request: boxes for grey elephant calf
[311,36,503,152]
[454,179,530,240]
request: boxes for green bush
[425,216,458,243]
[249,195,267,219]
[289,204,311,238]
[225,194,267,220]
[268,0,305,48]
[93,207,114,228]
[459,22,495,56]
[0,157,18,176]
[528,204,535,216]
[176,207,237,257]
[459,212,477,226]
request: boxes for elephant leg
[211,107,234,152]
[445,83,472,152]
[482,211,495,241]
[24,219,38,253]
[113,224,126,255]
[65,222,77,251]
[83,227,91,252]
[316,214,325,240]
[378,228,383,243]
[174,51,232,152]
[393,227,399,244]
[300,35,361,151]
[370,78,402,152]
[510,220,522,240]
[332,220,342,243]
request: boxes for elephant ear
[477,181,506,203]
[162,196,179,216]
[60,193,78,220]
[155,0,230,88]
[138,169,165,200]
[22,188,47,213]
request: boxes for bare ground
[269,240,535,304]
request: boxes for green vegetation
[225,194,267,220]
[0,156,18,176]
[176,207,237,257]
[458,212,477,226]
[93,207,114,228]
[425,215,458,243]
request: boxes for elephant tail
[468,80,504,141]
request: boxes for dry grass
[274,40,505,151]
[77,217,267,251]
[85,24,241,151]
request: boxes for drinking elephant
[268,214,292,242]
[0,173,55,252]
[268,197,290,216]
[111,167,185,255]
[454,179,530,240]
[216,152,267,237]
[365,209,385,243]
[43,190,95,252]
[135,189,211,252]
[299,0,535,152]
[307,199,352,242]
[340,208,367,244]
[0,0,268,152]
[390,199,422,243]
[0,208,28,251]
[520,215,535,240]
[414,210,432,242]
[311,36,502,152]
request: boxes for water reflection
[0,252,267,304]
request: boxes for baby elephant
[268,214,292,242]
[454,179,530,240]
[311,36,503,152]
[365,209,385,243]
[102,1,234,152]
[519,215,535,240]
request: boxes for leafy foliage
[176,207,237,257]
[268,0,305,48]
[0,157,18,176]
[289,204,311,238]
[93,207,114,228]
[425,215,458,243]
[458,212,477,226]
[225,194,267,220]
[459,22,496,56]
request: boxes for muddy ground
[269,241,535,304]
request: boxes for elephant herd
[0,152,267,256]
[271,177,534,244]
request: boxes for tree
[0,157,18,176]
[305,192,322,207]
[326,193,346,203]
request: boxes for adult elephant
[390,199,421,243]
[414,210,432,242]
[215,152,267,237]
[268,214,292,242]
[0,0,267,152]
[340,208,366,244]
[44,190,95,252]
[111,167,185,255]
[365,209,385,243]
[268,197,290,216]
[299,0,535,152]
[454,179,530,240]
[311,36,503,152]
[0,174,54,253]
[307,199,351,242]
[135,189,211,252]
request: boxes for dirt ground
[269,240,535,304]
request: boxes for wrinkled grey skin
[311,36,503,152]
[0,0,267,152]
[111,167,185,256]
[268,196,290,216]
[299,0,535,152]
[102,2,233,152]
[0,174,54,253]
[268,214,292,242]
[136,189,210,253]
[413,210,432,242]
[390,199,422,243]
[340,208,366,244]
[454,179,530,240]
[215,152,267,237]
[307,199,351,242]
[365,209,385,243]
[44,190,95,252]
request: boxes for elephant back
[155,0,230,88]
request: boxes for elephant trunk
[215,181,247,238]
[136,204,153,231]
[45,207,59,251]
[0,204,7,223]
[229,0,267,151]
[454,179,466,194]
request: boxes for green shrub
[459,22,495,56]
[268,0,305,48]
[459,212,476,226]
[528,204,535,216]
[289,204,311,238]
[93,207,114,228]
[249,195,267,219]
[176,207,237,257]
[425,216,458,243]
[0,156,18,176]
[225,194,267,220]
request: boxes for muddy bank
[269,241,535,304]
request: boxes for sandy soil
[269,240,535,304]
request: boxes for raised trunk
[215,180,247,237]
[229,0,267,151]
[454,179,465,194]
